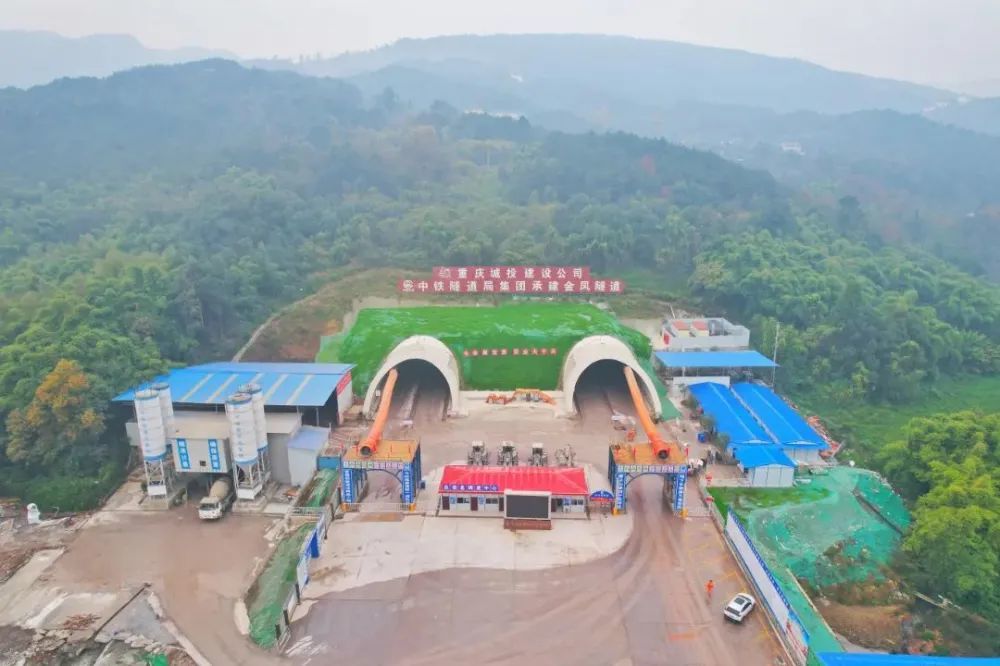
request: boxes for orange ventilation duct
[359,368,398,456]
[623,366,672,460]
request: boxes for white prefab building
[286,426,330,487]
[735,446,796,488]
[662,318,750,351]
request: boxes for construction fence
[245,504,333,650]
[725,510,812,666]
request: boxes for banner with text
[398,277,624,295]
[433,265,590,280]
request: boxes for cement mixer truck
[198,477,234,520]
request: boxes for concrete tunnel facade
[363,335,462,416]
[560,335,663,418]
[364,333,661,420]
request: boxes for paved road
[292,364,784,664]
[292,478,782,665]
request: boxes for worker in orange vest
[706,579,715,598]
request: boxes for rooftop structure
[734,445,795,469]
[114,362,354,408]
[687,382,771,448]
[438,465,589,496]
[655,350,778,369]
[662,317,750,351]
[731,383,826,449]
[818,654,998,666]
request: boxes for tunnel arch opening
[372,359,451,425]
[572,359,654,416]
[363,335,461,417]
[561,335,662,419]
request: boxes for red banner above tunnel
[433,266,591,280]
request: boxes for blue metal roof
[655,350,778,369]
[819,654,1000,666]
[735,445,795,469]
[113,362,354,408]
[688,382,772,447]
[733,382,827,449]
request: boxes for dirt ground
[0,506,279,666]
[821,601,905,651]
[289,364,785,665]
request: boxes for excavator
[622,367,673,460]
[358,368,398,456]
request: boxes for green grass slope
[318,302,652,394]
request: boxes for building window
[199,461,207,468]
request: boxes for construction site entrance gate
[608,450,687,514]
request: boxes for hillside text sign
[398,266,625,295]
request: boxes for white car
[723,593,756,623]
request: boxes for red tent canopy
[438,465,589,496]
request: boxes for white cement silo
[238,383,268,453]
[152,381,175,442]
[226,392,258,465]
[134,388,166,462]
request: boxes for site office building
[437,465,589,517]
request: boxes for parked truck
[198,477,234,520]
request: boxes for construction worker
[706,579,715,598]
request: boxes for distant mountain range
[925,97,1000,137]
[252,34,959,116]
[0,30,232,88]
[249,34,1000,140]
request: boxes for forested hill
[926,97,1000,137]
[0,60,368,181]
[0,60,998,520]
[0,30,232,89]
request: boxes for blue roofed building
[116,362,356,491]
[734,445,796,487]
[687,382,772,450]
[732,382,828,463]
[818,654,1000,666]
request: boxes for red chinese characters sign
[461,347,559,357]
[397,277,623,295]
[432,266,590,281]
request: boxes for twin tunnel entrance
[363,334,663,420]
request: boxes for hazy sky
[3,0,998,86]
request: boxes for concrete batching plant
[226,392,269,501]
[134,386,177,502]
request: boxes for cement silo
[135,389,167,462]
[152,381,175,442]
[134,387,175,499]
[227,392,264,500]
[239,383,271,480]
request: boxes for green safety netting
[300,468,340,508]
[316,303,652,395]
[743,468,909,589]
[726,467,912,658]
[247,524,314,649]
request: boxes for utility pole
[771,321,780,388]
